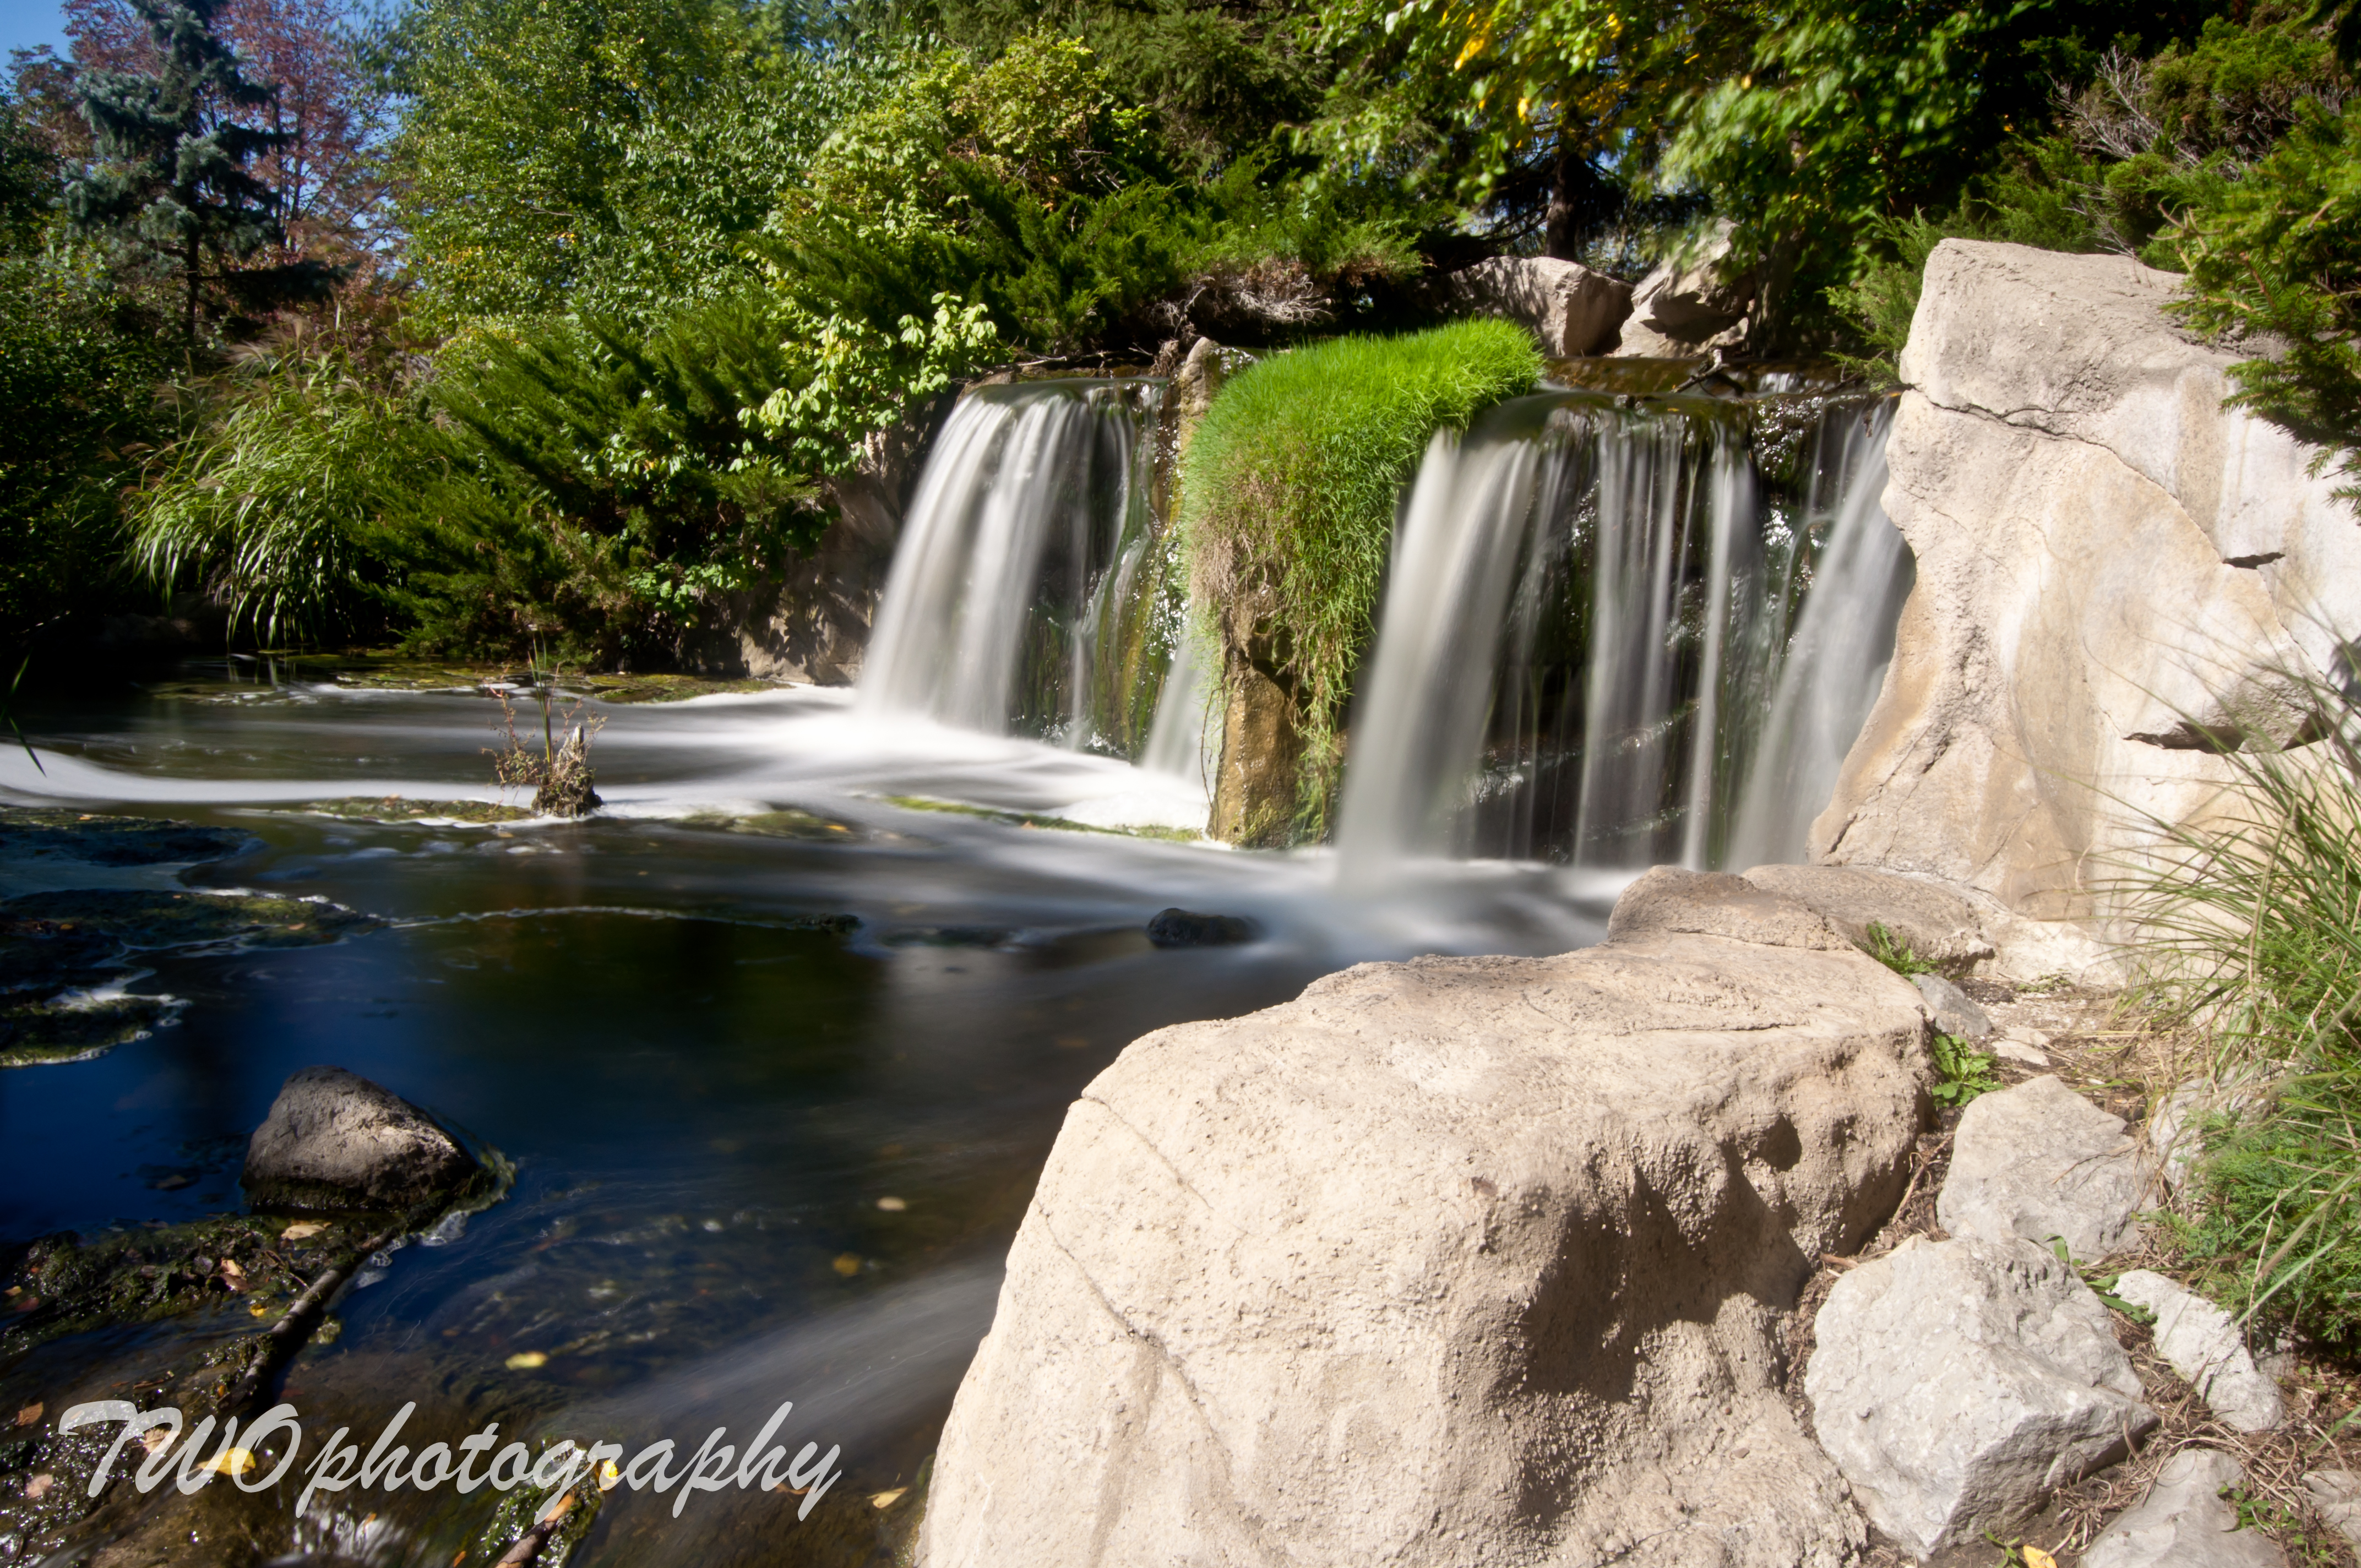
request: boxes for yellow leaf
[204,1448,256,1478]
[2023,1548,2058,1568]
[280,1222,326,1241]
[832,1254,862,1278]
[599,1460,622,1492]
[13,1403,39,1427]
[871,1488,909,1509]
[505,1352,549,1370]
[876,1196,907,1212]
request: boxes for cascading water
[858,379,1183,755]
[1335,387,1910,883]
[1724,401,1911,867]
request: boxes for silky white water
[1335,390,1910,881]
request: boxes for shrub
[130,337,400,644]
[2175,96,2361,504]
[1177,318,1541,838]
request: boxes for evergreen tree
[64,0,300,338]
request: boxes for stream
[0,665,1613,1566]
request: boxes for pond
[0,662,1613,1566]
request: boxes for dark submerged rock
[1,888,379,951]
[1145,907,1258,948]
[0,806,255,869]
[242,1065,485,1214]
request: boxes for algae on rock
[1176,320,1541,845]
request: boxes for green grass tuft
[1176,319,1541,839]
[2129,678,2361,1349]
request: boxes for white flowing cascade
[1335,393,1907,883]
[1725,401,1911,867]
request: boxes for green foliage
[1178,319,1541,837]
[1930,1031,1999,1107]
[1835,13,2349,381]
[128,337,397,644]
[2130,672,2361,1349]
[1864,919,1936,976]
[0,225,171,650]
[2176,96,2361,503]
[66,0,314,337]
[385,0,768,324]
[362,285,1003,663]
[924,0,1324,172]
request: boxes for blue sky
[1,0,69,62]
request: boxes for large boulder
[1806,1234,2158,1557]
[917,870,1928,1568]
[242,1066,484,1215]
[2082,1450,2283,1568]
[1613,224,1755,357]
[1447,256,1635,357]
[1816,241,2361,938]
[1938,1075,2150,1262]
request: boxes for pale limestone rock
[2083,1450,2283,1568]
[2113,1271,2284,1433]
[918,870,1928,1568]
[1914,972,1992,1039]
[1614,224,1754,357]
[1815,241,2360,935]
[1738,863,1994,969]
[1939,1075,2150,1262]
[1807,1234,2157,1557]
[2303,1471,2361,1555]
[1447,256,1634,357]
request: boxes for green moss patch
[280,796,533,825]
[0,807,254,869]
[1177,320,1542,838]
[1,1213,373,1357]
[882,794,1200,841]
[0,994,178,1066]
[3,889,379,951]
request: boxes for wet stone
[0,807,254,870]
[1,889,379,952]
[1145,908,1258,948]
[1,1212,367,1358]
[242,1065,487,1215]
[0,994,176,1068]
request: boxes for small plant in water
[488,692,602,818]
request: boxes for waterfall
[859,379,1173,752]
[1725,401,1912,867]
[1334,389,1907,881]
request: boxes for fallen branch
[219,1227,395,1417]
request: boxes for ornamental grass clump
[1177,319,1541,839]
[2129,675,2361,1349]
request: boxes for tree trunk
[1544,145,1617,262]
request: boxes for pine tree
[64,0,301,339]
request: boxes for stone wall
[1817,239,2361,930]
